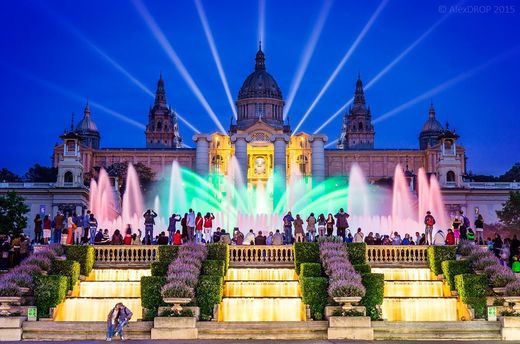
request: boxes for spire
[255,41,266,71]
[70,112,75,131]
[154,74,167,105]
[429,102,435,119]
[84,101,91,118]
[354,75,366,106]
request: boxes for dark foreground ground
[5,341,520,344]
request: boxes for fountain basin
[382,297,458,321]
[226,268,297,281]
[218,298,305,321]
[224,281,300,297]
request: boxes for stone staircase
[373,321,502,340]
[22,321,153,340]
[197,321,328,340]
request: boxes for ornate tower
[419,103,444,150]
[437,124,463,187]
[234,43,286,131]
[337,76,375,150]
[145,75,182,148]
[56,131,84,187]
[75,102,100,149]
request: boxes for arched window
[447,170,456,182]
[64,171,73,183]
[358,122,363,130]
[157,121,162,131]
[211,155,223,174]
[296,155,308,175]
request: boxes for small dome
[75,102,99,132]
[421,104,443,132]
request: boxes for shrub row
[427,246,457,275]
[141,276,167,320]
[455,273,487,319]
[294,242,320,275]
[202,260,226,277]
[65,246,94,276]
[158,245,180,263]
[34,275,68,318]
[51,259,81,291]
[360,273,384,320]
[300,262,323,277]
[346,243,367,265]
[441,260,472,291]
[207,243,229,273]
[196,275,224,319]
[300,276,328,320]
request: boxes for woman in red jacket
[195,212,203,243]
[203,212,215,243]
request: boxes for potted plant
[161,280,194,313]
[0,282,22,316]
[503,280,520,311]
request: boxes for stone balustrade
[229,245,294,267]
[366,245,429,266]
[94,245,158,267]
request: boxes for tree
[0,168,22,182]
[105,162,155,196]
[24,164,58,182]
[465,171,498,182]
[499,163,520,182]
[0,191,29,235]
[496,191,520,228]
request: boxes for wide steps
[198,321,328,340]
[22,321,153,340]
[373,321,502,340]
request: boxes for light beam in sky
[284,0,333,120]
[373,47,520,124]
[293,0,389,133]
[258,0,266,49]
[325,139,338,148]
[194,0,237,119]
[132,0,227,134]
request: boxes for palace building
[45,45,518,224]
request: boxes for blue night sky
[0,0,518,175]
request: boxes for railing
[366,245,429,266]
[229,245,294,267]
[463,181,520,189]
[94,245,158,267]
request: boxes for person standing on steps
[282,211,294,245]
[143,209,157,245]
[187,209,196,242]
[89,213,98,245]
[203,212,215,243]
[474,213,485,244]
[334,208,350,241]
[167,213,181,245]
[424,211,436,245]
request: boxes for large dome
[238,48,282,100]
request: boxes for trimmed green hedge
[441,260,472,291]
[151,261,169,277]
[455,273,487,319]
[158,246,179,263]
[207,244,230,272]
[141,276,167,319]
[202,260,226,277]
[196,275,224,319]
[294,242,320,275]
[300,262,323,277]
[427,246,457,275]
[354,263,371,274]
[346,243,367,265]
[360,273,384,320]
[300,276,328,320]
[34,275,68,318]
[65,246,94,276]
[50,259,80,290]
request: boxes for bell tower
[56,130,84,188]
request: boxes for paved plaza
[6,341,520,344]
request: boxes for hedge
[51,259,80,290]
[354,264,371,274]
[202,260,226,277]
[34,275,68,318]
[196,275,224,319]
[151,261,169,277]
[65,246,94,276]
[427,246,457,275]
[294,242,320,275]
[455,273,487,319]
[207,244,230,272]
[158,246,179,263]
[141,276,167,319]
[360,273,384,320]
[346,243,367,265]
[441,260,472,291]
[300,277,328,320]
[300,262,323,277]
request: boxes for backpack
[426,215,435,227]
[463,216,470,228]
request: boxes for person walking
[33,214,42,244]
[306,213,317,242]
[89,213,98,245]
[474,213,484,244]
[424,211,436,245]
[187,209,196,242]
[203,212,215,244]
[326,213,335,237]
[167,213,181,245]
[282,211,294,245]
[334,208,350,241]
[143,209,158,245]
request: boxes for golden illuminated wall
[287,133,312,176]
[209,133,233,175]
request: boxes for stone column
[193,134,211,176]
[270,134,289,207]
[309,134,328,184]
[230,134,251,183]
